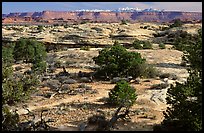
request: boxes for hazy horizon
[2,2,202,14]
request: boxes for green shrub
[132,39,143,49]
[108,80,137,107]
[2,105,20,131]
[132,39,152,49]
[154,29,202,131]
[172,30,197,51]
[31,61,47,74]
[93,44,146,79]
[159,43,166,49]
[37,25,43,32]
[13,38,47,74]
[159,73,171,79]
[142,41,153,49]
[2,44,15,66]
[169,19,183,28]
[80,46,91,51]
[2,72,39,105]
[121,19,129,25]
[143,64,159,78]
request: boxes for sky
[2,2,202,14]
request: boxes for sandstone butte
[2,10,202,24]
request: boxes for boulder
[80,77,92,83]
[61,84,70,90]
[134,78,141,84]
[46,79,61,91]
[111,77,122,84]
[79,83,92,90]
[111,77,132,83]
[15,66,24,71]
[57,76,68,82]
[63,78,77,84]
[59,84,71,93]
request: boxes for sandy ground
[10,48,189,131]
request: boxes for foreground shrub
[2,73,39,105]
[13,38,47,74]
[108,80,137,107]
[2,43,15,66]
[93,43,146,79]
[2,105,20,131]
[154,29,202,131]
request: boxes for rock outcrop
[2,11,202,24]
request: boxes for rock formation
[2,10,202,24]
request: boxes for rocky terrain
[2,23,202,47]
[2,10,202,24]
[10,48,189,131]
[3,22,201,131]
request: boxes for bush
[132,39,152,49]
[154,29,202,131]
[93,43,146,79]
[80,46,91,51]
[159,73,171,79]
[2,105,20,131]
[172,31,196,51]
[31,61,47,74]
[37,25,43,32]
[132,39,143,49]
[121,19,129,25]
[169,19,183,28]
[108,80,137,107]
[13,38,47,74]
[2,43,15,66]
[143,64,159,78]
[2,71,39,105]
[159,43,166,49]
[142,41,153,49]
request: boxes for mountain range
[2,8,202,23]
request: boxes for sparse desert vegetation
[2,21,202,131]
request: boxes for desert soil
[11,48,188,131]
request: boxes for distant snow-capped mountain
[75,7,165,12]
[2,7,202,24]
[113,7,164,12]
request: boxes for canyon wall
[2,11,202,23]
